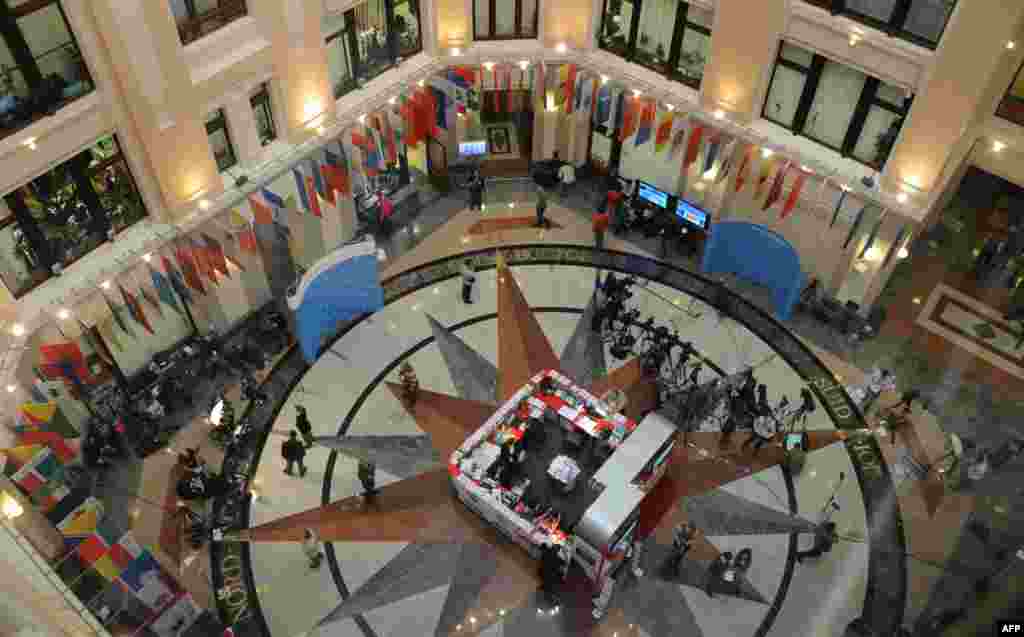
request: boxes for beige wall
[544,0,593,50]
[434,0,471,48]
[699,0,787,122]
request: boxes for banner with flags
[781,168,808,219]
[654,110,675,153]
[119,283,153,334]
[635,100,656,147]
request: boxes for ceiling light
[483,62,494,71]
[100,280,111,290]
[142,253,152,262]
[761,148,774,158]
[1008,41,1017,50]
[198,199,211,211]
[555,42,568,53]
[519,60,529,70]
[23,137,37,151]
[600,75,609,84]
[56,308,70,320]
[912,296,921,304]
[1,493,23,520]
[358,114,366,124]
[665,103,675,111]
[864,246,883,262]
[896,192,908,204]
[417,79,425,87]
[10,323,24,337]
[848,34,862,47]
[388,96,396,105]
[633,89,642,97]
[713,109,725,120]
[897,247,909,259]
[993,140,1007,153]
[5,384,14,393]
[451,47,461,56]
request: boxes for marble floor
[229,192,1024,637]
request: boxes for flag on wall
[190,238,218,284]
[118,283,153,334]
[202,233,230,278]
[10,446,55,496]
[734,145,753,192]
[562,64,577,112]
[162,256,194,304]
[15,400,78,439]
[654,111,675,153]
[594,83,611,126]
[148,265,183,316]
[843,205,870,250]
[781,169,808,219]
[619,96,639,142]
[702,131,723,175]
[635,100,657,147]
[763,161,790,211]
[39,342,95,389]
[292,167,311,213]
[247,193,273,225]
[683,124,705,168]
[175,246,206,295]
[308,157,325,199]
[754,156,779,200]
[137,279,164,318]
[322,146,350,198]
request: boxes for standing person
[742,391,777,456]
[668,523,696,576]
[378,190,394,235]
[295,405,314,448]
[302,529,323,569]
[558,161,576,199]
[606,178,626,233]
[535,186,549,228]
[705,552,733,598]
[593,208,610,250]
[469,172,485,211]
[795,521,837,562]
[358,460,377,496]
[282,431,307,477]
[460,259,477,304]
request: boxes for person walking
[705,551,733,598]
[593,208,610,250]
[558,161,576,199]
[469,172,485,211]
[460,259,477,304]
[668,523,696,576]
[742,393,778,456]
[796,521,837,562]
[535,186,549,228]
[295,405,314,448]
[282,431,307,477]
[606,179,626,233]
[358,460,377,496]
[302,528,323,569]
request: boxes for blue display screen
[637,182,669,209]
[459,140,487,156]
[676,198,709,230]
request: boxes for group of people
[280,404,379,497]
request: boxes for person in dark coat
[282,431,307,477]
[295,405,314,448]
[796,522,837,562]
[705,551,733,598]
[668,523,696,576]
[469,172,485,211]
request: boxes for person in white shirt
[558,162,576,198]
[302,528,323,569]
[460,259,476,304]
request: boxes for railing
[997,65,1024,127]
[0,41,94,138]
[176,0,248,45]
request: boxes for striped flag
[754,156,779,200]
[635,100,656,147]
[161,256,193,305]
[322,146,350,199]
[292,167,311,213]
[593,83,611,126]
[763,161,790,211]
[683,124,705,168]
[780,169,808,219]
[654,111,675,153]
[734,145,753,192]
[148,264,183,315]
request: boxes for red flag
[734,146,753,192]
[565,65,577,114]
[781,171,808,219]
[238,228,258,253]
[202,233,230,277]
[654,112,674,151]
[351,128,368,147]
[247,193,273,225]
[321,163,347,201]
[39,342,95,385]
[381,114,397,164]
[175,246,206,294]
[190,239,217,283]
[118,283,153,334]
[506,65,515,113]
[305,175,321,217]
[451,66,475,86]
[763,162,789,211]
[619,97,639,142]
[683,124,705,167]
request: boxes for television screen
[785,433,804,450]
[676,199,709,230]
[652,440,675,469]
[637,181,669,209]
[459,140,487,156]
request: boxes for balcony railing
[176,0,248,45]
[998,65,1024,127]
[0,41,94,142]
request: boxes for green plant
[678,50,706,77]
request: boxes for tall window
[599,1,713,90]
[325,14,357,98]
[473,0,538,40]
[393,0,421,58]
[997,62,1024,128]
[324,0,422,90]
[205,108,237,171]
[0,1,94,142]
[0,135,147,297]
[169,0,248,45]
[801,0,956,49]
[250,83,276,146]
[763,42,912,169]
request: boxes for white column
[223,91,265,170]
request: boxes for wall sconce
[897,247,909,259]
[10,323,24,337]
[100,280,111,290]
[417,79,425,87]
[358,114,367,124]
[600,75,609,85]
[848,32,862,47]
[665,103,675,111]
[198,199,211,211]
[142,253,152,263]
[1,492,23,520]
[519,60,530,70]
[23,137,37,151]
[633,89,642,98]
[993,140,1007,153]
[451,47,462,56]
[5,384,15,393]
[555,42,568,53]
[1008,41,1017,50]
[896,192,908,204]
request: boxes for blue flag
[291,168,310,212]
[308,158,325,197]
[262,187,286,210]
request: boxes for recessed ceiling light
[600,75,609,84]
[912,297,922,304]
[761,148,774,158]
[665,103,675,111]
[198,199,211,211]
[56,308,70,320]
[555,42,568,53]
[713,109,725,120]
[388,96,396,105]
[897,192,909,204]
[23,137,37,150]
[897,247,909,259]
[5,384,15,393]
[1008,41,1017,50]
[10,323,24,336]
[633,89,642,97]
[451,47,461,56]
[417,79,425,87]
[142,253,152,262]
[993,140,1007,153]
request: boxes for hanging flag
[102,293,134,338]
[858,211,888,258]
[308,157,325,200]
[843,204,870,250]
[148,265,183,315]
[635,100,656,147]
[780,169,808,219]
[190,237,218,284]
[351,126,369,148]
[654,111,675,153]
[246,193,273,225]
[669,118,688,158]
[262,187,286,212]
[96,319,121,352]
[449,66,475,89]
[619,96,639,142]
[564,65,577,112]
[175,246,206,294]
[573,70,585,112]
[594,83,611,126]
[763,161,790,211]
[754,156,779,200]
[202,233,230,278]
[715,139,740,184]
[881,225,910,269]
[161,256,193,305]
[733,145,753,192]
[430,87,447,129]
[380,114,398,165]
[291,167,311,213]
[683,124,705,167]
[702,132,723,175]
[322,147,350,198]
[39,343,95,389]
[610,89,624,135]
[829,186,849,228]
[118,283,153,334]
[137,279,164,318]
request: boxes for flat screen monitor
[459,140,487,157]
[785,433,804,450]
[637,181,669,209]
[675,198,710,230]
